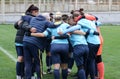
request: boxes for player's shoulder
[62,22,70,27]
[78,18,89,25]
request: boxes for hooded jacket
[23,15,53,51]
[14,14,34,44]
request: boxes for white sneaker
[43,71,47,75]
[31,76,36,79]
[68,69,72,75]
[16,76,21,79]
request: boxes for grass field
[0,24,120,79]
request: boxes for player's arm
[31,33,45,37]
[20,21,33,31]
[72,30,86,35]
[52,34,70,39]
[84,29,99,36]
[14,20,23,29]
[31,28,51,37]
[58,24,81,35]
[95,21,102,26]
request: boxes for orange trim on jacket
[97,28,103,55]
[85,14,96,21]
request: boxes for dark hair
[73,11,80,17]
[25,4,39,15]
[79,8,84,15]
[70,10,74,14]
[95,16,98,20]
[71,10,82,15]
[79,8,84,12]
[62,14,69,21]
[68,16,76,25]
[49,13,53,16]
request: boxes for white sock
[16,75,21,79]
[47,66,51,69]
[68,69,72,72]
[31,76,35,79]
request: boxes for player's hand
[25,32,31,36]
[17,20,23,25]
[51,36,55,40]
[30,27,36,33]
[85,29,90,36]
[93,31,99,35]
[58,31,63,35]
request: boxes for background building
[0,0,120,13]
[0,0,120,24]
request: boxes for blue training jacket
[79,19,100,44]
[68,28,87,47]
[69,33,88,47]
[15,14,34,46]
[63,18,100,45]
[23,15,53,50]
[43,22,69,44]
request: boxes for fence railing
[0,0,120,14]
[0,0,120,24]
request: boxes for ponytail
[25,4,39,15]
[79,8,84,12]
[79,8,84,15]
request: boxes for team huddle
[14,4,104,79]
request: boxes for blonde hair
[42,13,50,21]
[54,12,62,21]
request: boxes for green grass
[101,25,120,79]
[0,50,16,79]
[0,24,120,79]
[0,24,17,58]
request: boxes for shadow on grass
[42,73,77,79]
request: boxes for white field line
[0,46,17,62]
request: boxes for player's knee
[17,56,24,62]
[61,63,68,69]
[78,65,84,70]
[46,52,51,56]
[96,55,102,63]
[54,63,60,69]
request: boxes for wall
[0,12,120,24]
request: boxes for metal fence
[0,0,120,24]
[0,0,120,14]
